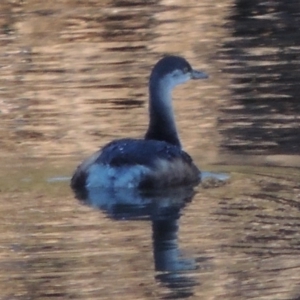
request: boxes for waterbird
[71,55,208,190]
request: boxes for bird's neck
[145,77,181,147]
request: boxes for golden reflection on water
[0,0,229,164]
[1,159,300,299]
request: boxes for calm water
[1,1,300,299]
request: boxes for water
[1,1,300,299]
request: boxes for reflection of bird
[71,56,208,189]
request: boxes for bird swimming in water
[71,55,208,190]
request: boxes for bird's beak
[191,69,209,80]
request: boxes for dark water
[219,0,300,159]
[1,1,300,299]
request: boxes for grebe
[71,55,208,190]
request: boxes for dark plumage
[71,55,208,190]
[97,139,192,167]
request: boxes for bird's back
[71,138,200,190]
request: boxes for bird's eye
[183,67,189,73]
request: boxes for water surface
[1,1,300,299]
